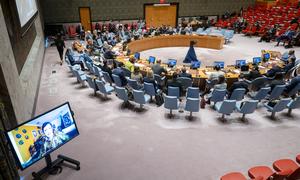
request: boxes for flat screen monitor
[253,57,262,64]
[134,52,140,60]
[191,61,201,69]
[236,60,247,67]
[6,102,79,170]
[264,53,270,60]
[168,59,177,67]
[214,61,225,69]
[15,0,38,27]
[148,56,156,64]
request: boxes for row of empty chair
[221,154,300,180]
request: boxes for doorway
[79,7,92,31]
[144,3,178,28]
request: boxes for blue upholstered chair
[177,77,192,90]
[112,74,122,87]
[210,89,227,106]
[184,98,200,119]
[68,65,74,75]
[287,84,300,97]
[229,88,246,101]
[236,100,259,121]
[115,86,129,104]
[206,79,219,89]
[74,70,87,86]
[144,82,156,101]
[121,67,131,78]
[269,85,285,101]
[85,62,94,74]
[86,76,98,95]
[132,89,151,109]
[264,98,291,119]
[94,66,103,78]
[187,87,199,98]
[102,71,113,86]
[215,100,236,120]
[168,86,180,99]
[246,76,268,91]
[154,74,165,87]
[164,95,179,117]
[95,80,114,99]
[287,97,300,115]
[128,79,142,90]
[249,87,271,102]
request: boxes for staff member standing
[55,33,65,65]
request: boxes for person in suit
[166,72,184,96]
[228,74,249,98]
[208,65,225,81]
[152,59,167,75]
[283,57,296,73]
[144,71,158,92]
[99,60,113,80]
[54,33,65,65]
[246,66,261,81]
[268,72,285,92]
[284,75,300,96]
[276,28,295,46]
[131,66,143,87]
[265,62,283,78]
[178,68,192,79]
[66,48,85,70]
[112,62,128,86]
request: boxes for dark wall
[41,0,255,24]
[0,0,37,74]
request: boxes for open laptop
[134,52,140,60]
[214,61,225,69]
[148,56,156,64]
[253,57,262,64]
[167,59,177,68]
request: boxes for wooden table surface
[127,34,225,54]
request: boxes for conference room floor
[20,34,300,180]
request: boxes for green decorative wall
[41,0,255,24]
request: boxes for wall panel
[41,0,255,24]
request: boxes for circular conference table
[87,35,283,91]
[127,34,225,53]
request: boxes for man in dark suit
[283,57,296,73]
[228,74,249,98]
[246,66,261,81]
[179,68,192,79]
[284,75,300,95]
[268,72,285,92]
[152,59,167,75]
[112,62,128,87]
[266,63,283,78]
[166,73,184,96]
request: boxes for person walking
[54,33,65,65]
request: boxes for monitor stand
[32,154,80,180]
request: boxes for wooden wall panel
[145,5,177,27]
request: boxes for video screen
[253,57,262,64]
[236,60,246,67]
[15,0,38,27]
[134,52,140,60]
[168,59,177,67]
[6,102,79,170]
[148,56,156,64]
[214,61,225,69]
[264,53,270,60]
